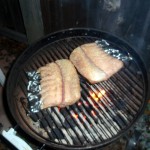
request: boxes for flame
[89,89,106,102]
[72,113,78,119]
[97,92,102,98]
[89,91,99,102]
[98,90,106,98]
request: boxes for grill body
[6,28,148,150]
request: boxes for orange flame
[72,113,78,119]
[97,92,102,98]
[89,89,106,102]
[89,91,99,102]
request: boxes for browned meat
[37,59,81,109]
[55,59,81,107]
[69,46,107,84]
[81,43,123,79]
[37,62,63,109]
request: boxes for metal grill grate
[7,29,147,149]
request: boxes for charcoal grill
[6,28,148,150]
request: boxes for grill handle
[2,128,32,150]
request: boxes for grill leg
[125,129,142,150]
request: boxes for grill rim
[5,28,149,150]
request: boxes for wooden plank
[19,0,44,44]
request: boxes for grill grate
[8,30,147,149]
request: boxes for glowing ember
[58,107,61,112]
[94,103,99,108]
[97,92,102,98]
[78,102,82,106]
[83,115,86,120]
[83,101,89,107]
[89,89,106,101]
[91,110,96,117]
[89,91,99,102]
[101,90,106,95]
[72,113,78,119]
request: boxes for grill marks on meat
[70,43,123,83]
[37,59,80,109]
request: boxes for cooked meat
[37,65,54,78]
[37,59,81,109]
[81,43,123,79]
[38,62,63,109]
[69,46,107,84]
[55,59,81,107]
[70,42,123,83]
[29,42,123,111]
